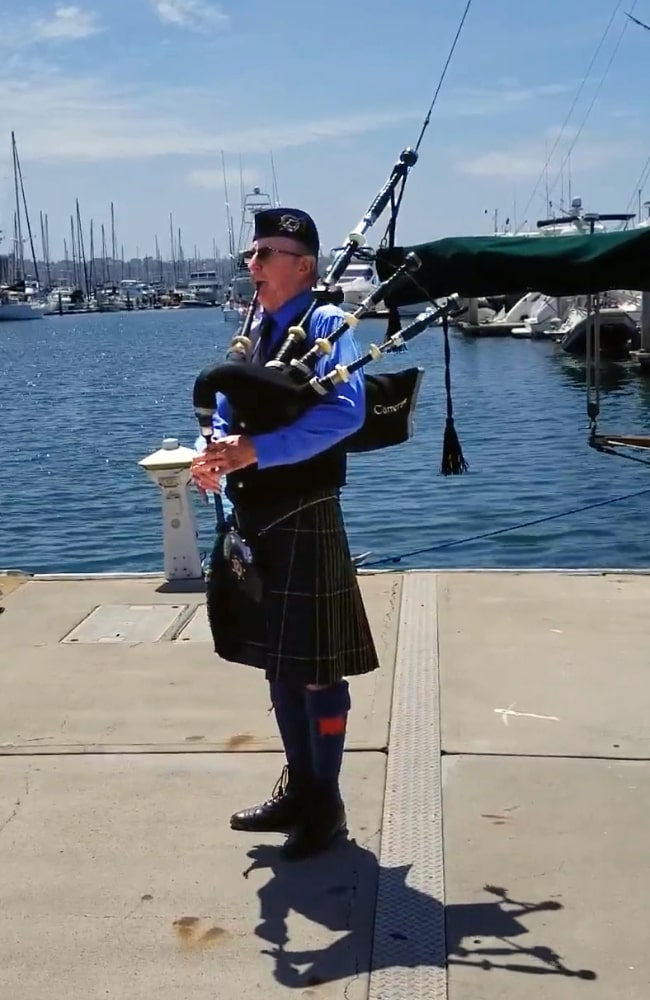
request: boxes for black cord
[591,443,650,467]
[414,0,476,154]
[365,483,650,566]
[378,0,476,250]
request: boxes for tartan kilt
[205,491,380,686]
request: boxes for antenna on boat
[270,151,280,206]
[221,150,236,289]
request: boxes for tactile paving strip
[368,573,447,998]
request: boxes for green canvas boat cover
[375,228,650,306]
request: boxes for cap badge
[278,214,302,233]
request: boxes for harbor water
[2,308,650,574]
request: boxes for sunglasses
[242,246,305,263]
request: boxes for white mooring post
[641,292,650,350]
[630,292,650,372]
[138,437,203,581]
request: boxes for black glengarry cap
[253,208,319,255]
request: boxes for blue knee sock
[305,681,351,787]
[269,680,312,778]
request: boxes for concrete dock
[1,568,649,999]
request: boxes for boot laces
[270,764,289,801]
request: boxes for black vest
[225,306,347,509]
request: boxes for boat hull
[0,302,46,321]
[560,311,640,360]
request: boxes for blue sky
[1,0,650,262]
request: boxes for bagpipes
[193,148,468,472]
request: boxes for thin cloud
[0,70,577,167]
[150,0,229,30]
[0,5,102,47]
[0,73,421,162]
[188,167,260,190]
[455,82,571,103]
[459,135,640,180]
[442,81,572,118]
[35,5,102,40]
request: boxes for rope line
[520,0,626,224]
[378,0,475,249]
[413,0,475,154]
[365,483,650,566]
[546,0,638,204]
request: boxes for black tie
[255,314,274,365]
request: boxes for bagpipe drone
[193,148,469,473]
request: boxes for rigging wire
[379,0,475,249]
[520,0,626,224]
[414,0,475,155]
[545,0,639,206]
[625,151,650,215]
[364,483,650,567]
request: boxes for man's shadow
[242,840,597,990]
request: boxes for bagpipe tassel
[384,304,408,353]
[440,313,468,475]
[441,415,468,475]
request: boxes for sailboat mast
[270,150,280,205]
[155,234,162,283]
[221,150,236,266]
[40,210,52,289]
[13,134,40,285]
[70,215,78,287]
[11,132,24,279]
[89,219,95,292]
[12,212,19,282]
[169,212,176,285]
[45,213,51,286]
[101,223,108,284]
[110,201,116,282]
[76,199,89,297]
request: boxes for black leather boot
[281,782,347,861]
[230,766,308,833]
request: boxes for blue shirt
[197,289,365,469]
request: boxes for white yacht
[188,268,222,305]
[222,186,277,323]
[174,290,213,309]
[336,257,379,307]
[462,198,640,336]
[45,286,85,314]
[558,303,640,359]
[0,135,45,321]
[497,291,573,339]
[0,291,46,321]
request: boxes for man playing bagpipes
[191,207,380,861]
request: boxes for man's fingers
[207,438,230,452]
[191,465,223,490]
[193,477,221,492]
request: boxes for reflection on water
[552,355,637,397]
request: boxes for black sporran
[222,525,263,602]
[205,518,264,661]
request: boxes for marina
[3,0,650,996]
[4,308,650,575]
[4,146,650,1000]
